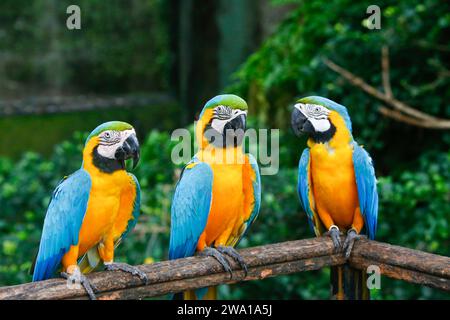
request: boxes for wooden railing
[0,237,448,300]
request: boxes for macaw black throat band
[310,121,337,144]
[92,147,125,173]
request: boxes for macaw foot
[217,245,248,277]
[61,271,98,300]
[324,225,342,253]
[343,229,365,259]
[200,247,233,279]
[105,262,149,285]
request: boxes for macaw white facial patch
[210,118,228,134]
[294,103,331,132]
[308,118,331,132]
[97,129,136,159]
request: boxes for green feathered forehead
[201,94,248,116]
[86,121,134,142]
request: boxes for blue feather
[32,169,91,281]
[169,158,213,260]
[247,154,261,224]
[117,173,141,242]
[235,154,261,244]
[352,143,378,239]
[297,148,320,235]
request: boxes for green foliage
[372,151,450,299]
[230,0,450,173]
[377,151,450,256]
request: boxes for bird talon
[105,262,148,285]
[200,247,234,279]
[343,229,361,259]
[217,246,248,277]
[325,226,342,252]
[82,278,99,292]
[61,271,97,300]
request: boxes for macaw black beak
[115,134,140,169]
[226,114,247,131]
[291,107,314,137]
[221,114,247,147]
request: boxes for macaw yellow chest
[310,143,359,228]
[204,163,245,246]
[77,170,135,255]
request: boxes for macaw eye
[315,107,320,112]
[104,132,110,139]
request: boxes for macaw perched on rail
[31,121,147,299]
[291,96,378,300]
[169,94,261,300]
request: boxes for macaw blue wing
[169,158,213,260]
[244,153,261,232]
[352,143,378,240]
[118,173,141,242]
[232,153,261,246]
[298,148,323,236]
[32,169,91,281]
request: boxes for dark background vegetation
[0,0,449,299]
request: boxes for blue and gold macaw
[169,94,261,300]
[291,96,378,300]
[31,121,147,299]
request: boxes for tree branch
[323,58,450,129]
[377,106,448,128]
[381,46,393,99]
[0,237,448,300]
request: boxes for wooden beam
[0,237,342,300]
[0,237,448,300]
[349,238,450,291]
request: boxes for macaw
[169,94,261,300]
[291,96,378,300]
[31,121,147,299]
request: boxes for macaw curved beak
[115,133,140,169]
[225,114,246,132]
[291,107,314,136]
[224,114,246,147]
